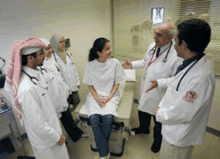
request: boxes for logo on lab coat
[183,91,197,103]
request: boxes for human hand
[58,134,66,145]
[104,95,113,103]
[155,108,160,115]
[146,79,158,93]
[97,97,106,107]
[77,85,80,89]
[122,58,132,69]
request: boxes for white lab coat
[52,51,80,92]
[17,66,69,159]
[132,40,182,114]
[156,55,215,147]
[42,58,69,118]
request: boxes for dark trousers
[60,107,83,142]
[138,110,162,142]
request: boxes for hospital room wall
[113,0,220,132]
[0,0,112,135]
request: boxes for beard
[37,58,44,66]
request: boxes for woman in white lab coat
[38,38,69,119]
[83,37,126,159]
[50,34,80,109]
[50,34,83,142]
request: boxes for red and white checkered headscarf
[4,38,46,123]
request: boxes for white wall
[0,0,111,135]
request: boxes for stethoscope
[149,41,173,64]
[38,66,47,75]
[52,51,74,65]
[22,70,48,90]
[176,54,204,91]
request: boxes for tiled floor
[3,103,220,159]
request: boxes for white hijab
[39,38,60,73]
[50,34,67,63]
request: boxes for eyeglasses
[36,49,44,56]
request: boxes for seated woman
[83,37,126,159]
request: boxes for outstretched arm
[146,79,158,93]
[122,58,132,69]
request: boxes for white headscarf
[39,38,50,47]
[39,37,60,72]
[50,34,67,63]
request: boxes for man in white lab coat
[147,19,215,159]
[122,22,182,153]
[11,39,69,159]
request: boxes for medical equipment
[75,70,136,157]
[22,70,48,90]
[52,51,74,65]
[176,54,204,91]
[149,41,173,63]
[0,94,23,153]
[38,66,47,75]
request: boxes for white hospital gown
[83,58,126,117]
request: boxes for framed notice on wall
[151,7,164,25]
[65,38,70,48]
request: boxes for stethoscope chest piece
[163,58,167,63]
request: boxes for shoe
[131,127,149,134]
[100,153,110,159]
[94,153,100,159]
[151,140,162,153]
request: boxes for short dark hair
[88,37,110,62]
[177,18,211,54]
[22,52,37,66]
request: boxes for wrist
[107,95,113,101]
